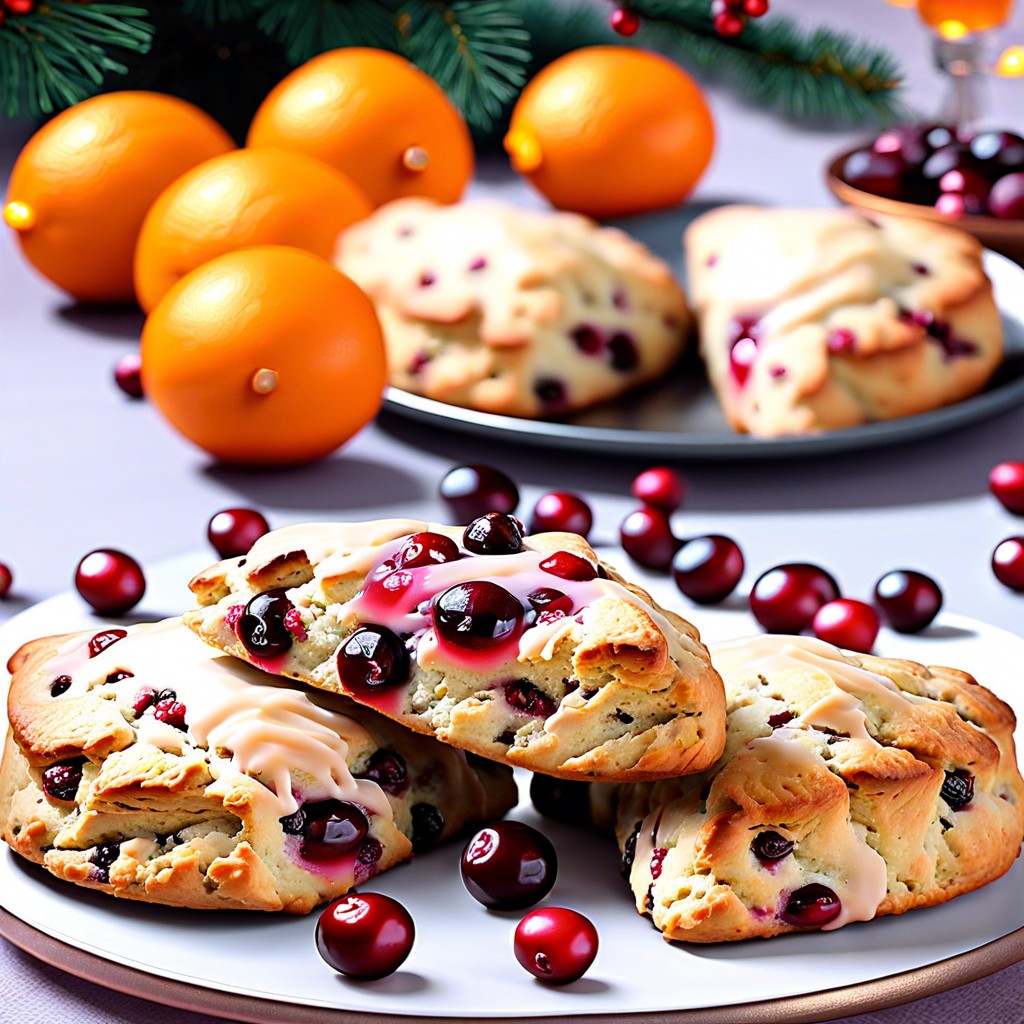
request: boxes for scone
[611,635,1024,942]
[1,620,516,912]
[685,206,1003,436]
[184,517,726,782]
[335,197,690,418]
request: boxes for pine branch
[257,0,399,64]
[180,0,256,29]
[0,2,153,118]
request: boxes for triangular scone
[1,620,516,913]
[185,519,725,782]
[685,206,1003,436]
[610,635,1024,942]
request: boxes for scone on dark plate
[1,620,516,912]
[686,206,1003,436]
[335,198,691,418]
[184,517,726,782]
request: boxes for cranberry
[672,535,744,604]
[504,679,558,717]
[728,317,761,386]
[941,769,974,810]
[41,761,83,803]
[74,549,146,615]
[922,144,978,187]
[768,710,794,728]
[570,325,603,354]
[713,11,745,36]
[873,570,942,633]
[744,0,769,14]
[539,551,597,582]
[752,830,794,863]
[935,192,967,218]
[91,842,121,882]
[239,589,294,658]
[356,749,409,796]
[631,466,686,511]
[989,461,1024,513]
[316,893,414,980]
[527,588,573,617]
[0,563,10,598]
[336,626,409,699]
[113,351,144,398]
[749,563,840,633]
[50,675,72,698]
[440,464,519,522]
[871,126,929,169]
[534,378,568,412]
[969,130,1024,171]
[530,774,593,826]
[411,803,445,852]
[396,531,460,569]
[924,125,956,151]
[989,173,1024,218]
[529,492,593,538]
[461,821,558,910]
[812,599,880,653]
[938,167,990,200]
[153,698,187,730]
[131,687,156,715]
[434,581,524,650]
[514,907,598,984]
[841,149,905,199]
[607,332,639,371]
[619,507,679,570]
[781,884,842,928]
[993,537,1024,591]
[463,513,524,555]
[207,508,270,558]
[300,800,369,862]
[88,628,128,657]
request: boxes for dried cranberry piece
[50,675,72,698]
[153,699,187,731]
[42,761,83,803]
[941,769,974,811]
[540,550,597,581]
[505,679,558,717]
[131,688,157,716]
[752,830,794,863]
[356,749,409,796]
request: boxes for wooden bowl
[826,148,1024,267]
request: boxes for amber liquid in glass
[918,0,1013,35]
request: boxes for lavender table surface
[2,1,1023,1021]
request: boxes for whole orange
[247,48,473,207]
[504,48,715,218]
[141,246,387,465]
[134,148,372,312]
[3,92,234,303]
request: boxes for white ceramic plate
[0,553,1021,1022]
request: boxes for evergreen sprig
[0,2,153,118]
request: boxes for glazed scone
[335,197,690,418]
[611,635,1024,942]
[685,206,1003,436]
[184,517,725,782]
[1,620,516,913]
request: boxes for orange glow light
[996,45,1024,76]
[938,18,970,38]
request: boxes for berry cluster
[990,461,1024,590]
[711,0,770,39]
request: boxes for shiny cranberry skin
[672,535,744,604]
[530,774,593,826]
[970,130,1024,171]
[239,588,294,658]
[316,893,414,980]
[989,461,1024,513]
[356,749,409,795]
[812,599,880,653]
[841,149,905,199]
[50,675,72,698]
[113,351,144,398]
[514,907,598,984]
[781,884,842,928]
[461,821,558,910]
[873,570,942,633]
[463,512,524,555]
[871,126,929,169]
[396,531,460,569]
[527,587,573,617]
[529,492,593,538]
[433,581,524,649]
[631,467,686,512]
[505,679,558,717]
[0,563,10,598]
[42,761,83,803]
[440,464,519,521]
[619,507,680,570]
[207,508,270,558]
[336,626,409,698]
[153,698,187,730]
[941,769,974,810]
[300,800,369,862]
[752,830,793,863]
[989,172,1024,219]
[88,628,127,657]
[540,551,597,582]
[74,549,146,615]
[922,144,977,186]
[749,563,840,633]
[992,538,1024,591]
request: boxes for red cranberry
[131,687,156,715]
[989,173,1024,218]
[812,599,880,653]
[239,589,294,657]
[207,508,270,558]
[744,0,769,15]
[728,317,761,386]
[0,562,10,598]
[411,803,445,852]
[941,769,974,810]
[505,678,558,717]
[935,192,967,218]
[841,149,905,199]
[713,10,745,36]
[609,6,640,34]
[514,907,598,984]
[922,144,978,186]
[316,893,414,980]
[632,466,685,511]
[570,324,603,354]
[752,831,795,864]
[41,761,83,803]
[336,626,410,698]
[749,563,840,633]
[534,378,568,412]
[938,167,990,199]
[88,628,128,657]
[607,332,638,371]
[990,461,1024,513]
[529,492,593,538]
[396,531,460,569]
[768,710,794,728]
[91,842,121,882]
[74,549,146,615]
[50,675,72,698]
[113,351,144,398]
[300,800,369,862]
[527,587,574,617]
[439,464,519,522]
[871,126,929,169]
[992,538,1024,591]
[461,821,558,910]
[539,551,597,582]
[672,535,744,604]
[781,884,842,928]
[433,581,524,650]
[529,774,593,826]
[619,507,680,570]
[463,513,524,555]
[153,698,187,730]
[969,130,1024,171]
[356,749,408,796]
[873,570,942,633]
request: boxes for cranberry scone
[685,206,1003,436]
[334,197,690,418]
[1,619,516,912]
[609,635,1024,942]
[184,516,726,782]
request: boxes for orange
[134,148,372,312]
[141,246,387,465]
[247,48,473,207]
[504,48,715,219]
[3,92,234,303]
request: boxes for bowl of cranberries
[827,125,1024,264]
